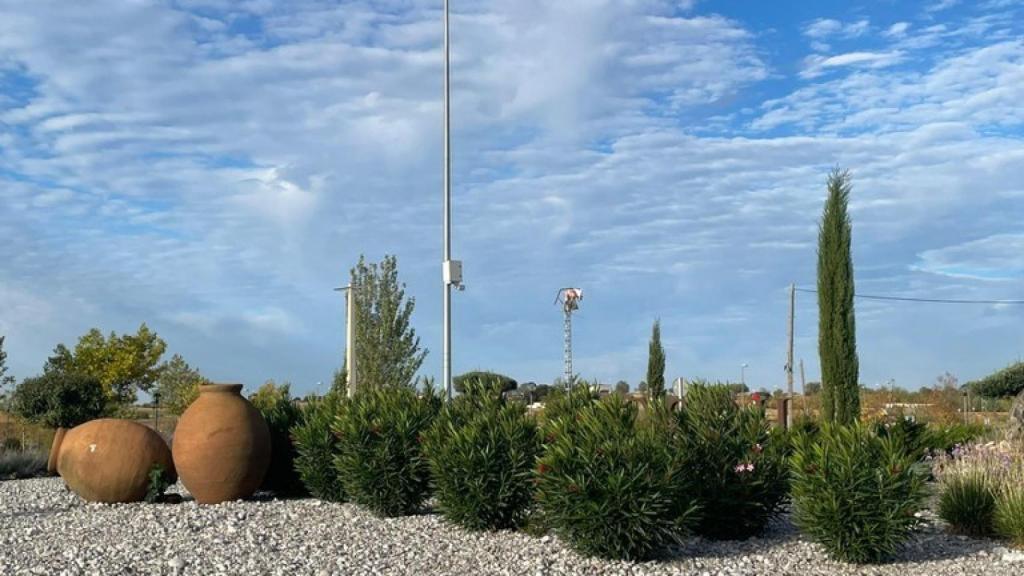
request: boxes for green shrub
[453,371,517,395]
[423,378,539,530]
[969,362,1024,398]
[291,393,347,502]
[790,422,927,564]
[12,372,108,428]
[925,423,987,455]
[939,473,997,537]
[145,464,174,503]
[0,449,48,481]
[677,383,789,540]
[333,386,441,517]
[871,415,929,460]
[994,449,1024,547]
[534,392,698,561]
[251,382,306,497]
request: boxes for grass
[0,449,48,481]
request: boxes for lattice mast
[555,288,583,389]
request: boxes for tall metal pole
[442,0,453,401]
[564,306,572,388]
[787,283,795,397]
[346,285,357,398]
[334,283,357,398]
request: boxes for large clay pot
[48,419,176,503]
[172,383,271,504]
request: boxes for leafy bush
[0,449,48,481]
[423,378,539,530]
[790,422,927,564]
[969,362,1024,399]
[995,478,1024,548]
[676,383,789,540]
[940,473,996,537]
[291,393,347,502]
[251,382,306,497]
[871,415,930,460]
[935,441,1024,544]
[925,422,987,455]
[12,372,108,428]
[333,386,441,517]
[534,392,698,561]
[145,464,174,503]
[453,371,517,395]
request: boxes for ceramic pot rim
[48,427,67,474]
[199,383,244,395]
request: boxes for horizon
[1,0,1023,396]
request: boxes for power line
[793,287,1024,305]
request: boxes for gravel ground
[1,478,1022,576]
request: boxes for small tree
[646,320,666,399]
[66,324,167,405]
[817,168,860,424]
[453,371,517,395]
[351,255,427,389]
[614,380,630,396]
[0,336,15,402]
[156,354,210,415]
[12,372,108,428]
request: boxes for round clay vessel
[172,383,271,504]
[48,419,176,503]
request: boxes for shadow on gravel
[892,530,997,563]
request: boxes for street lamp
[441,0,465,401]
[334,284,357,398]
[741,363,749,387]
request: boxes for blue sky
[1,0,1022,396]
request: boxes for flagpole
[442,0,453,401]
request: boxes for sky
[0,0,1022,396]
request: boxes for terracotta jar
[172,383,271,504]
[48,419,176,503]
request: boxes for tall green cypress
[817,168,860,424]
[646,319,666,399]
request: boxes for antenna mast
[555,288,583,388]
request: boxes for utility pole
[440,0,464,401]
[334,283,357,398]
[787,283,795,397]
[799,358,806,391]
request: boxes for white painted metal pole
[442,0,453,401]
[346,285,356,398]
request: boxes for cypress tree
[646,320,666,399]
[816,168,860,424]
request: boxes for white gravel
[1,477,1022,576]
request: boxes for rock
[1003,551,1024,563]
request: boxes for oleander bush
[790,422,927,564]
[423,377,539,530]
[251,382,307,497]
[534,391,698,561]
[676,383,790,540]
[333,385,441,517]
[291,393,347,502]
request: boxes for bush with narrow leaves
[535,390,698,561]
[291,393,347,502]
[423,378,539,530]
[676,383,789,540]
[790,422,927,564]
[333,386,441,517]
[251,382,306,497]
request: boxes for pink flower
[734,462,755,474]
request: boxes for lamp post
[441,0,464,401]
[334,284,357,398]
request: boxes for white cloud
[886,22,911,37]
[801,50,903,78]
[915,235,1024,281]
